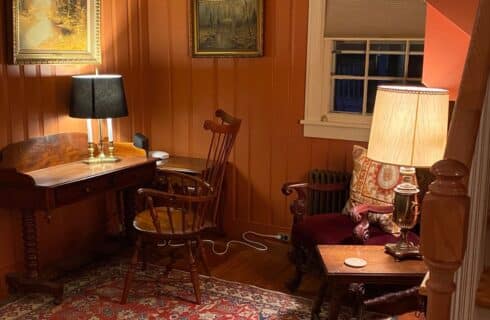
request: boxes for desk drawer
[55,176,111,205]
[113,164,154,188]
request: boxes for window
[301,0,426,142]
[332,39,424,115]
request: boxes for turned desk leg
[22,209,39,279]
[6,209,64,304]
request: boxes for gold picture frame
[9,0,101,65]
[190,0,264,57]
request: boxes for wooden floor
[160,237,421,320]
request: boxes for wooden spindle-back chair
[203,109,242,228]
[121,109,241,305]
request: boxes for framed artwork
[9,0,101,65]
[190,0,264,57]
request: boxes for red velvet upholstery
[291,214,355,247]
[291,213,420,247]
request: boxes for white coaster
[344,257,367,268]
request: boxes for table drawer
[112,164,155,189]
[55,176,112,205]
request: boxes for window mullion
[331,45,336,113]
[362,40,370,115]
[403,40,410,83]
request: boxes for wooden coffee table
[312,245,427,319]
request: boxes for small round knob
[85,187,92,193]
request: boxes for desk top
[27,156,155,188]
[157,156,208,175]
[317,245,427,277]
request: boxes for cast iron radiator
[307,169,351,215]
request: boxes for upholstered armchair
[282,179,419,292]
[282,146,432,292]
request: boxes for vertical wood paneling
[0,0,365,298]
[0,0,145,298]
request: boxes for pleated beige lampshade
[367,85,449,168]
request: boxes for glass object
[334,79,364,113]
[407,55,424,78]
[367,80,399,113]
[370,41,405,52]
[409,41,424,53]
[335,54,365,76]
[369,54,405,77]
[334,40,366,51]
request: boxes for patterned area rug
[0,260,382,319]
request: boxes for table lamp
[367,85,449,259]
[70,74,128,164]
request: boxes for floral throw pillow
[342,145,403,234]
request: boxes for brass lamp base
[385,166,422,261]
[385,242,422,261]
[83,155,121,164]
[83,142,121,164]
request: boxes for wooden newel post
[420,159,470,320]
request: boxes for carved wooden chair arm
[282,182,350,223]
[361,286,424,318]
[351,204,394,243]
[282,182,308,223]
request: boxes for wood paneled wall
[0,0,363,298]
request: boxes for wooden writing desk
[0,133,156,302]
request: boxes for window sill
[300,115,371,142]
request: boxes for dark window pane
[335,41,366,51]
[367,80,402,113]
[369,54,405,77]
[370,41,405,52]
[409,42,424,52]
[407,55,424,78]
[334,80,364,113]
[335,54,365,76]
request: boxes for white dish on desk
[344,257,367,268]
[149,150,169,160]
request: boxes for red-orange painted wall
[423,0,479,99]
[0,0,364,298]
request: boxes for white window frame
[301,0,423,142]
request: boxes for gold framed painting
[9,0,101,65]
[190,0,264,57]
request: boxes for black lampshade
[70,74,128,119]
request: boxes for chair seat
[134,207,198,235]
[291,213,419,247]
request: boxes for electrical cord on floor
[157,231,286,256]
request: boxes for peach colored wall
[423,1,479,99]
[0,0,363,298]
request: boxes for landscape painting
[11,0,101,64]
[191,0,263,57]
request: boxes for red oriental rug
[0,261,382,319]
[0,261,398,320]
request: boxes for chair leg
[141,241,148,271]
[197,237,211,276]
[163,248,178,277]
[185,240,201,304]
[285,265,304,292]
[121,236,142,304]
